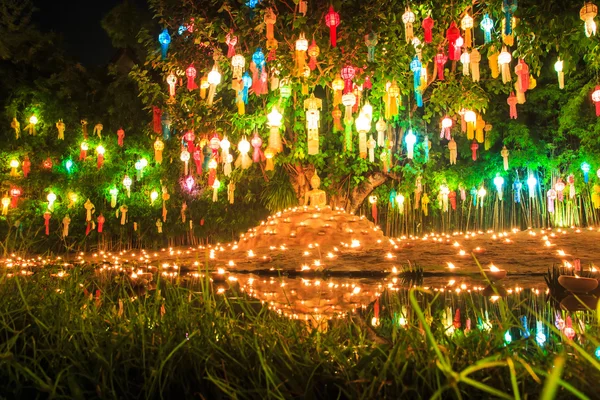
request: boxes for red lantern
[225,32,237,58]
[97,214,105,233]
[117,128,125,147]
[449,191,457,210]
[341,65,355,93]
[592,86,600,116]
[43,157,53,169]
[515,59,530,92]
[446,22,460,61]
[435,52,448,80]
[184,131,196,152]
[44,212,51,235]
[22,156,31,178]
[470,141,479,161]
[507,92,518,119]
[152,106,162,134]
[422,16,434,43]
[10,187,21,208]
[186,64,198,91]
[325,6,340,47]
[193,149,203,175]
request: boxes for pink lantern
[435,52,448,80]
[440,117,452,140]
[507,92,518,119]
[592,85,600,116]
[341,65,355,94]
[186,64,198,91]
[515,59,530,92]
[325,6,340,47]
[251,132,264,162]
[225,32,237,58]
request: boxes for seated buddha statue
[305,171,327,207]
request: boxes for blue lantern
[65,159,73,173]
[503,0,518,35]
[178,25,187,35]
[582,162,591,183]
[470,187,477,206]
[513,178,522,203]
[389,189,397,208]
[520,316,530,339]
[480,14,494,44]
[410,56,423,107]
[246,0,261,8]
[161,112,172,140]
[252,48,266,75]
[158,29,171,60]
[242,71,252,104]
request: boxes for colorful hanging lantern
[376,118,387,147]
[446,22,460,61]
[225,32,238,58]
[461,13,474,48]
[355,112,370,159]
[158,29,171,60]
[341,65,355,94]
[507,92,518,119]
[325,6,340,47]
[236,137,252,170]
[9,187,21,208]
[448,138,457,165]
[470,48,481,82]
[470,141,479,161]
[367,134,376,162]
[1,195,9,216]
[295,33,308,75]
[332,107,343,132]
[116,128,125,147]
[180,148,190,176]
[11,117,20,139]
[307,40,320,71]
[410,56,423,107]
[186,64,198,91]
[154,138,164,164]
[167,72,177,98]
[582,162,591,183]
[555,58,565,89]
[547,189,557,213]
[499,146,509,171]
[493,175,505,200]
[96,145,105,169]
[332,76,345,106]
[251,133,264,162]
[503,0,518,35]
[231,55,245,80]
[527,175,537,198]
[135,158,148,180]
[109,187,118,208]
[460,50,470,76]
[9,159,18,177]
[402,7,416,43]
[207,65,222,106]
[440,117,452,140]
[161,112,172,140]
[435,52,448,80]
[481,14,494,43]
[304,94,323,155]
[384,81,400,119]
[264,8,276,40]
[46,192,57,212]
[515,59,530,92]
[267,106,283,153]
[477,187,487,207]
[79,142,88,161]
[212,179,220,202]
[369,195,378,223]
[498,47,512,84]
[404,129,417,160]
[264,148,275,171]
[25,115,38,136]
[464,110,476,140]
[592,86,600,116]
[220,136,232,176]
[55,119,65,140]
[123,175,132,198]
[365,31,378,61]
[581,3,598,37]
[422,15,434,43]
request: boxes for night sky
[32,0,146,66]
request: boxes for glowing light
[29,115,38,125]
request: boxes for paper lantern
[167,72,177,98]
[212,179,220,202]
[11,117,20,139]
[592,86,600,116]
[369,195,378,223]
[25,115,38,135]
[434,52,448,80]
[97,214,105,233]
[404,129,417,160]
[527,175,537,198]
[307,40,320,71]
[341,65,355,94]
[422,15,434,43]
[96,145,105,169]
[375,118,387,147]
[1,196,9,215]
[207,66,222,106]
[440,117,452,140]
[581,3,598,37]
[150,190,159,205]
[185,175,195,192]
[79,142,88,161]
[231,55,245,80]
[264,8,276,40]
[367,134,376,162]
[251,133,264,162]
[109,187,118,208]
[304,94,323,155]
[500,146,510,171]
[220,136,232,176]
[582,162,591,183]
[55,119,66,140]
[186,64,198,91]
[555,180,566,201]
[498,47,512,84]
[154,138,164,164]
[267,106,283,153]
[225,32,238,58]
[384,81,400,119]
[507,92,518,119]
[470,49,481,82]
[236,137,252,170]
[493,175,505,200]
[9,187,21,208]
[355,113,370,159]
[264,148,275,171]
[9,159,19,177]
[135,158,148,180]
[470,141,479,161]
[180,149,191,176]
[515,59,530,92]
[161,112,172,140]
[461,13,474,48]
[448,138,457,165]
[410,56,423,107]
[464,110,476,140]
[295,33,308,75]
[488,47,500,79]
[555,59,565,89]
[503,0,518,35]
[123,176,132,198]
[460,51,470,76]
[547,189,557,213]
[481,14,494,43]
[365,31,378,61]
[158,29,171,59]
[446,22,460,61]
[402,7,416,43]
[47,192,57,211]
[325,6,340,47]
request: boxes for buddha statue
[305,171,327,207]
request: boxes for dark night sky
[32,0,146,66]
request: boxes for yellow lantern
[264,148,275,171]
[154,138,164,164]
[554,58,564,89]
[295,33,308,76]
[581,2,598,37]
[461,13,474,48]
[402,7,415,43]
[304,94,323,155]
[464,110,477,140]
[267,107,283,153]
[332,76,344,106]
[9,159,19,177]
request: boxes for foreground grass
[0,267,598,399]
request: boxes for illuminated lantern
[264,148,275,171]
[295,33,308,75]
[423,135,430,162]
[96,145,105,169]
[11,117,20,139]
[154,138,164,164]
[547,189,557,213]
[307,40,320,71]
[555,180,566,201]
[507,92,518,119]
[481,14,494,43]
[158,29,171,59]
[220,136,232,176]
[555,59,564,89]
[470,48,481,82]
[325,108,339,133]
[225,32,238,58]
[515,59,530,92]
[79,142,88,161]
[119,205,128,225]
[198,75,208,99]
[365,31,378,61]
[341,65,355,94]
[460,50,470,76]
[26,115,38,135]
[1,195,9,215]
[207,65,222,106]
[212,179,221,202]
[56,120,65,140]
[250,133,264,162]
[332,76,345,106]
[325,6,340,47]
[341,93,356,151]
[304,94,323,155]
[355,112,370,159]
[209,134,220,159]
[422,15,434,43]
[67,192,78,209]
[267,39,278,62]
[123,175,132,198]
[153,107,162,134]
[440,185,450,212]
[449,191,457,210]
[184,175,194,192]
[376,118,387,147]
[501,146,509,171]
[167,72,177,98]
[464,110,476,140]
[503,0,517,35]
[84,199,95,235]
[93,123,103,139]
[109,187,118,208]
[568,174,576,198]
[488,46,500,79]
[367,134,376,162]
[267,106,283,153]
[264,8,276,40]
[231,55,245,81]
[404,129,417,160]
[461,13,474,48]
[582,162,591,183]
[185,64,198,91]
[581,3,598,37]
[592,86,600,116]
[435,52,448,80]
[384,81,400,119]
[97,214,105,233]
[448,138,457,165]
[410,56,423,107]
[47,192,57,212]
[527,175,537,198]
[395,193,405,214]
[43,212,51,235]
[180,148,190,176]
[446,22,460,61]
[9,159,19,177]
[498,47,512,84]
[161,112,172,140]
[470,140,479,161]
[236,137,252,170]
[477,187,487,207]
[135,158,148,180]
[150,190,159,205]
[114,128,124,147]
[493,175,505,200]
[369,195,378,223]
[440,116,452,140]
[62,214,71,236]
[161,188,169,221]
[402,7,415,43]
[422,193,430,215]
[10,187,21,208]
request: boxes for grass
[0,266,598,399]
